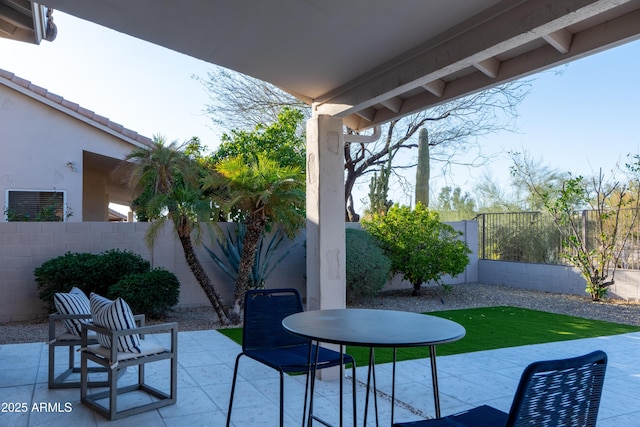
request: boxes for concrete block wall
[478,260,640,301]
[1,220,477,323]
[609,270,640,301]
[0,221,244,323]
[4,218,638,323]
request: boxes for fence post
[582,210,588,252]
[480,214,485,259]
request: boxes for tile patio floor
[1,329,639,426]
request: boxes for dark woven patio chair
[226,288,356,427]
[393,350,607,427]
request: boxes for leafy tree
[511,154,640,301]
[197,67,530,220]
[362,203,471,296]
[122,136,231,325]
[474,152,567,213]
[204,154,305,322]
[211,107,306,171]
[433,186,477,221]
[473,172,522,213]
[508,151,567,210]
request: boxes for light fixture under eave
[45,8,57,42]
[66,161,78,172]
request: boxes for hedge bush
[345,228,391,303]
[93,249,151,294]
[108,268,180,318]
[34,252,96,310]
[34,249,151,311]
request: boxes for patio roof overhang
[22,0,640,130]
[0,0,55,44]
[19,0,640,311]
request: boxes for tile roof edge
[0,67,154,148]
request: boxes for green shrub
[34,249,151,311]
[35,252,99,311]
[346,228,391,303]
[108,268,180,318]
[362,203,471,295]
[94,249,151,295]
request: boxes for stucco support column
[306,114,346,312]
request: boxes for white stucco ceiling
[14,0,640,130]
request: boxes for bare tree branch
[194,67,308,131]
[196,66,532,219]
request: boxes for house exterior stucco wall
[0,83,142,222]
[82,166,108,221]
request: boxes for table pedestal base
[307,344,442,427]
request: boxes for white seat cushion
[53,287,90,336]
[90,293,142,353]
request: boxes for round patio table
[283,308,466,426]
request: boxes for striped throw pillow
[53,287,90,336]
[90,293,141,353]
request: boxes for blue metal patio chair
[226,288,356,427]
[393,350,607,427]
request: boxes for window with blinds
[5,190,66,222]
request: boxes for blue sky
[2,12,639,209]
[1,12,220,146]
[464,41,640,190]
[395,36,640,207]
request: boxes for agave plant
[204,223,303,289]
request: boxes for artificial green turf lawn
[217,306,640,367]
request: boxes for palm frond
[145,217,168,249]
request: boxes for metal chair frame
[226,288,357,427]
[79,319,178,420]
[47,313,107,388]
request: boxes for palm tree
[205,153,305,322]
[123,136,231,325]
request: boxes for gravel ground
[2,283,639,345]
